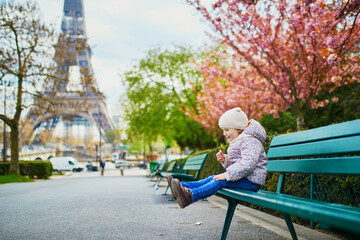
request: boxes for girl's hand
[213,173,226,180]
[216,149,225,163]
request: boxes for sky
[35,0,212,117]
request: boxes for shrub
[0,162,10,175]
[0,161,53,179]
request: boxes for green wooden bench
[150,162,166,180]
[169,153,208,182]
[217,119,360,240]
[155,160,178,187]
[148,161,158,177]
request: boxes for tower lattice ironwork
[55,0,93,92]
[27,0,115,144]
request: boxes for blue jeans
[181,176,261,203]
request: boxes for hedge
[0,161,53,179]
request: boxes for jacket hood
[242,119,267,144]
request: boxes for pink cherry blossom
[184,0,360,131]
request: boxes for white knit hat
[218,107,249,130]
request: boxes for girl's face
[222,128,242,142]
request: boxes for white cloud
[86,0,142,17]
[86,19,115,41]
[142,3,205,34]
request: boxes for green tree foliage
[121,46,216,152]
[166,108,217,151]
[104,129,121,144]
[260,111,297,135]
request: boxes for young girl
[168,107,267,208]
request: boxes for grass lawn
[0,174,35,184]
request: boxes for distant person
[139,161,147,169]
[168,107,268,208]
[99,159,105,176]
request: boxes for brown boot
[171,179,192,208]
[167,175,177,200]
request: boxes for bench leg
[221,197,238,240]
[164,183,176,201]
[283,213,298,240]
[154,176,162,186]
[152,177,158,186]
[163,185,170,195]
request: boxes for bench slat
[270,119,360,147]
[184,158,207,165]
[183,165,202,170]
[267,157,360,175]
[267,135,360,159]
[183,154,208,170]
[171,153,208,181]
[186,153,208,161]
[168,173,197,181]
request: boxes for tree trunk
[149,145,153,161]
[9,123,20,175]
[296,110,306,131]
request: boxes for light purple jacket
[221,119,267,186]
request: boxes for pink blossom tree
[185,47,286,136]
[186,0,360,130]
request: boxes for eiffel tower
[27,0,114,144]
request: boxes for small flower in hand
[216,149,225,163]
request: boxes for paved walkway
[0,166,340,240]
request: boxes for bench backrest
[149,161,158,172]
[267,157,360,175]
[267,119,360,193]
[183,153,208,179]
[165,161,177,172]
[157,163,166,172]
[268,119,360,159]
